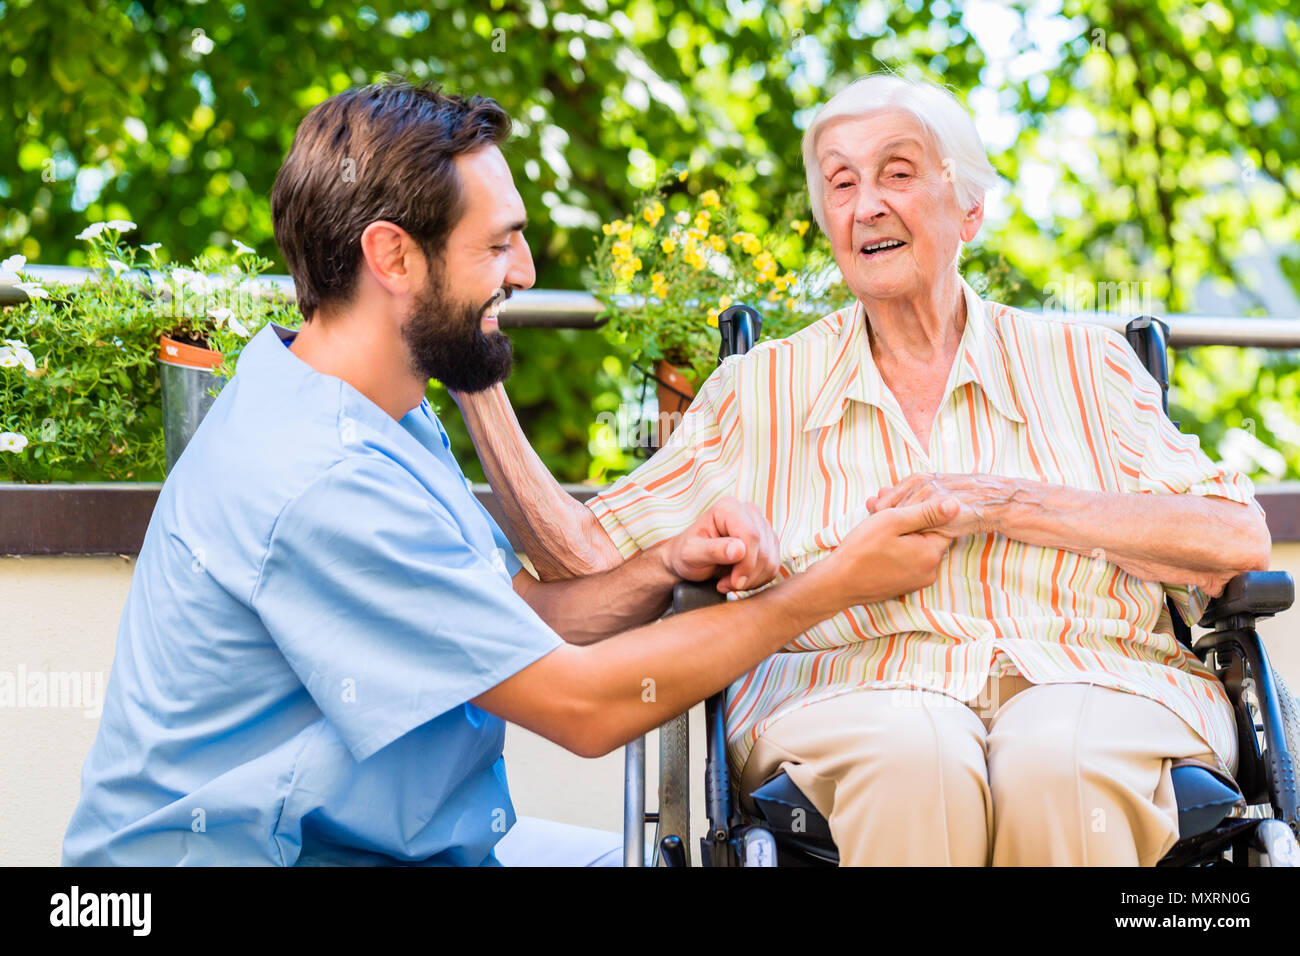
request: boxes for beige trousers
[738,670,1225,866]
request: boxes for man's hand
[825,497,962,605]
[866,473,1020,539]
[662,496,782,594]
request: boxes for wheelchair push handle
[718,304,762,361]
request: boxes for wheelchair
[623,305,1300,867]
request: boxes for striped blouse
[587,277,1261,779]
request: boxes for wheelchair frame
[623,307,1298,867]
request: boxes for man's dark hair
[271,78,511,320]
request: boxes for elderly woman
[454,74,1271,865]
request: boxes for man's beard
[401,274,514,393]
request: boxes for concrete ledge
[2,480,1298,554]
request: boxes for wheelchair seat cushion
[1170,761,1245,839]
[748,771,835,849]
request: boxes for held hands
[663,496,782,594]
[826,497,963,606]
[865,472,1019,539]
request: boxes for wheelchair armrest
[672,580,727,615]
[1197,571,1294,629]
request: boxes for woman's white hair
[801,73,1000,233]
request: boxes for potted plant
[588,173,846,443]
[0,223,297,481]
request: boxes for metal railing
[4,266,1300,347]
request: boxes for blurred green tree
[1,0,1296,482]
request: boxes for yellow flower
[651,272,668,298]
[791,219,810,237]
[694,210,711,231]
[706,309,720,327]
[742,235,761,255]
[660,237,677,255]
[708,235,726,252]
[700,189,720,209]
[675,210,690,226]
[615,220,634,241]
[642,201,665,227]
[718,294,733,311]
[612,240,633,262]
[753,251,777,282]
[616,255,642,284]
[683,247,706,271]
[678,170,689,182]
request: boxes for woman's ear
[960,201,985,243]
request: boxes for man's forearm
[991,479,1271,594]
[482,558,847,758]
[454,384,622,580]
[517,542,680,644]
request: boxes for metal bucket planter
[158,335,223,475]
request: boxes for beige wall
[4,545,1299,866]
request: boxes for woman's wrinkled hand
[866,472,1021,539]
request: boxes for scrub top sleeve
[251,456,563,763]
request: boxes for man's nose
[507,234,536,291]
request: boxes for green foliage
[1,0,1296,483]
[0,226,298,481]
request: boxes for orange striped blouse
[588,278,1261,779]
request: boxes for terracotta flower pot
[655,359,696,445]
[159,333,223,370]
[158,334,224,474]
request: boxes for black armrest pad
[1198,571,1294,627]
[671,580,727,615]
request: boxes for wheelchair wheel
[655,712,691,866]
[1275,672,1300,785]
[1239,671,1300,829]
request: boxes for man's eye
[492,244,511,253]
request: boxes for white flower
[208,307,234,327]
[170,268,212,295]
[105,219,137,233]
[0,432,28,453]
[228,316,250,338]
[141,242,162,253]
[76,223,108,241]
[106,259,129,275]
[15,282,48,300]
[1,254,26,274]
[232,239,254,256]
[1,339,36,372]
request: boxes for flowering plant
[0,222,297,481]
[587,173,848,388]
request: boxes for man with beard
[63,80,961,866]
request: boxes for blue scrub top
[63,323,562,866]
